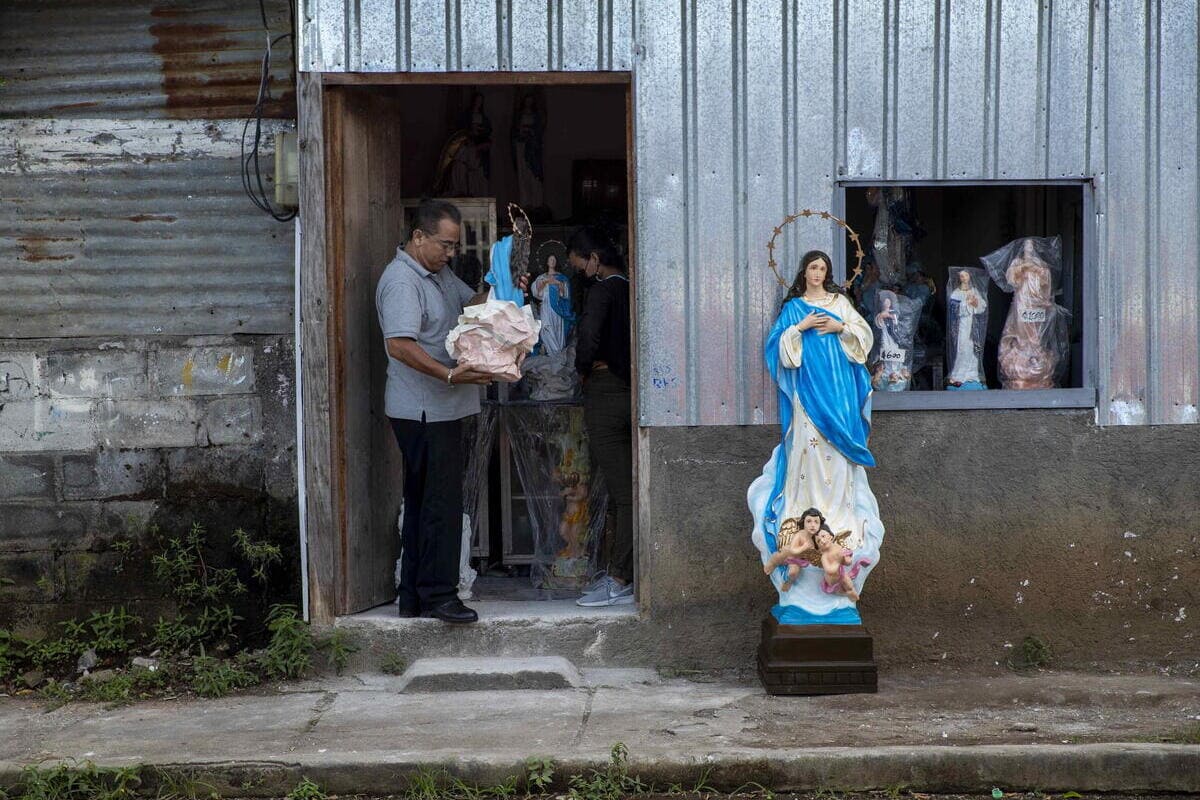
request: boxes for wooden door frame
[299,70,637,624]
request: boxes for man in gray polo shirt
[376,199,495,624]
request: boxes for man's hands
[449,366,495,385]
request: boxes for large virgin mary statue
[748,249,886,625]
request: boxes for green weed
[285,777,327,800]
[1009,635,1052,670]
[262,605,315,680]
[321,629,358,676]
[17,761,141,800]
[524,757,555,794]
[151,767,218,800]
[189,652,259,698]
[232,528,283,584]
[381,653,407,675]
[567,742,645,800]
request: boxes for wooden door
[328,86,406,614]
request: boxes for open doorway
[321,75,636,618]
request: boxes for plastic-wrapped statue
[981,236,1070,390]
[749,249,885,626]
[866,186,922,287]
[870,289,917,391]
[445,222,540,382]
[945,267,988,390]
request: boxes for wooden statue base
[757,614,878,695]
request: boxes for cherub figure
[815,525,872,602]
[557,471,589,558]
[762,507,825,591]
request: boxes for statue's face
[959,271,970,287]
[546,254,558,271]
[805,257,829,288]
[816,531,833,548]
[802,515,821,534]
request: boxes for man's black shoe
[397,599,421,618]
[421,599,478,624]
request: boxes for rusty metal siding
[299,0,634,72]
[299,0,1198,427]
[0,119,295,337]
[0,0,295,119]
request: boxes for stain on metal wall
[0,0,295,119]
[298,0,1198,427]
[0,119,295,337]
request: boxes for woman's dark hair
[782,249,844,307]
[567,224,626,272]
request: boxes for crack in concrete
[571,688,596,748]
[288,691,337,751]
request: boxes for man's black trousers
[390,415,464,608]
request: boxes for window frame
[832,178,1097,412]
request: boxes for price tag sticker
[880,348,907,363]
[1019,307,1048,323]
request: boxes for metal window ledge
[873,387,1096,411]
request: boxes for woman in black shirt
[568,225,633,607]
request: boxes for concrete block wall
[0,335,298,633]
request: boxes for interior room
[323,79,634,616]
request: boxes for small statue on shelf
[982,236,1070,390]
[945,267,988,390]
[870,290,916,392]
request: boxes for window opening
[840,183,1092,410]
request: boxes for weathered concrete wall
[0,336,298,632]
[638,411,1200,669]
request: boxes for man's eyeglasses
[420,230,461,254]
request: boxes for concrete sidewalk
[2,667,1198,795]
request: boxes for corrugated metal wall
[0,0,296,338]
[299,0,1200,427]
[299,0,634,72]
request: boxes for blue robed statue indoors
[748,249,886,626]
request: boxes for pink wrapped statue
[445,220,540,382]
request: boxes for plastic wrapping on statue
[867,187,921,287]
[521,346,581,401]
[462,406,498,549]
[445,236,541,382]
[944,267,989,390]
[503,405,608,590]
[981,236,1071,389]
[869,289,918,391]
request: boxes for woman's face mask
[569,251,600,280]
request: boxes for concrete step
[335,600,654,672]
[396,656,584,692]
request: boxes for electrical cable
[241,0,297,221]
